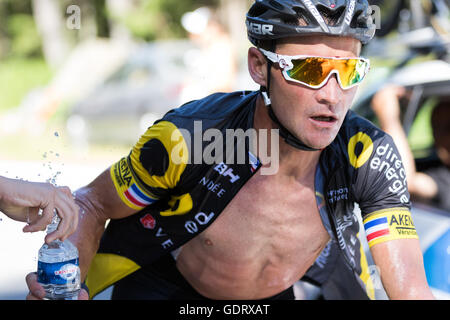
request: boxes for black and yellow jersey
[86,91,419,299]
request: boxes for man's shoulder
[163,90,258,123]
[324,110,394,171]
[341,110,385,136]
[332,110,389,149]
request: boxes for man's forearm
[371,239,435,300]
[71,187,108,281]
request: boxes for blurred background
[0,0,449,300]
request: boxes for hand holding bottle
[26,272,89,300]
[0,176,79,243]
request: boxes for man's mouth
[311,116,336,122]
[309,114,338,128]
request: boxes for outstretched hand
[0,177,79,243]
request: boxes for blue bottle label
[38,258,79,285]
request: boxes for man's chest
[195,171,330,260]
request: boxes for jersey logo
[159,193,193,217]
[214,162,240,183]
[348,132,374,169]
[184,212,215,234]
[140,214,156,230]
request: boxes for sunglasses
[259,48,370,90]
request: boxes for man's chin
[299,134,338,151]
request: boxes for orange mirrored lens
[286,57,368,88]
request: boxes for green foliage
[0,58,52,111]
[7,14,42,58]
[117,0,220,41]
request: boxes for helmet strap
[259,43,320,152]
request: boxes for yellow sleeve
[363,208,418,248]
[110,121,189,211]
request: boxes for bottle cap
[46,210,60,234]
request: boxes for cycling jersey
[85,91,419,299]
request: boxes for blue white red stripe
[124,184,156,208]
[364,216,390,243]
[248,151,260,172]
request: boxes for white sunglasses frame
[259,48,370,90]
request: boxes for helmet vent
[268,0,285,10]
[247,4,268,18]
[350,10,367,28]
[285,7,308,26]
[317,6,345,26]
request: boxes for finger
[45,208,70,243]
[46,199,78,243]
[22,207,41,233]
[78,288,89,300]
[25,272,46,300]
[24,206,53,233]
[26,292,43,300]
[58,192,80,231]
[55,191,80,240]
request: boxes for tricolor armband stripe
[364,216,389,242]
[110,158,159,211]
[363,208,418,247]
[123,183,157,208]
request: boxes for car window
[407,97,436,158]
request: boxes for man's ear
[248,47,268,87]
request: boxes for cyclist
[27,0,434,300]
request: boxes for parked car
[67,40,197,146]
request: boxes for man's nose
[315,73,342,107]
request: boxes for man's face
[268,35,362,150]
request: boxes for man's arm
[70,168,138,281]
[370,239,435,299]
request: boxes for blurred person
[0,176,79,243]
[180,7,237,102]
[372,85,450,212]
[27,0,434,301]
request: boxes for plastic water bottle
[37,214,80,300]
